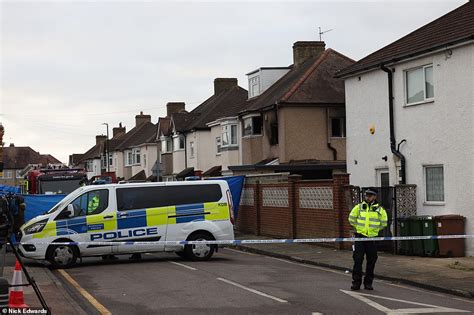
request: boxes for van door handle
[118,213,128,218]
[103,215,114,219]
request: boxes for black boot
[364,283,374,290]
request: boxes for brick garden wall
[236,174,351,249]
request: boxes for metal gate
[344,184,417,253]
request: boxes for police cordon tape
[15,234,474,247]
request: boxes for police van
[19,180,235,268]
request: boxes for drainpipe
[184,133,187,169]
[381,65,406,184]
[326,108,338,160]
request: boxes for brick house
[0,144,62,186]
[229,41,355,179]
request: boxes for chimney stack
[214,78,238,95]
[96,135,107,145]
[112,122,126,138]
[293,41,326,67]
[135,111,151,126]
[166,102,186,117]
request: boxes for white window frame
[242,114,263,138]
[132,148,141,165]
[108,153,113,166]
[2,170,12,179]
[216,137,222,155]
[173,135,185,151]
[423,165,445,205]
[125,150,133,166]
[405,64,434,106]
[249,76,260,98]
[221,124,238,148]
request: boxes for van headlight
[24,219,48,235]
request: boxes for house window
[108,154,113,166]
[166,139,173,152]
[222,124,238,147]
[216,137,222,153]
[249,76,260,98]
[101,155,107,168]
[132,148,141,165]
[16,170,23,178]
[424,165,444,202]
[331,118,346,137]
[173,136,185,151]
[406,65,434,105]
[243,116,262,137]
[125,150,133,166]
[1,170,12,179]
[190,142,195,158]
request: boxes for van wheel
[184,233,215,261]
[46,245,78,269]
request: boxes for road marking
[224,248,259,256]
[267,256,350,277]
[341,289,470,314]
[57,269,111,315]
[169,261,197,271]
[217,277,288,303]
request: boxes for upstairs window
[331,118,346,138]
[406,65,434,105]
[222,124,238,147]
[132,148,141,165]
[125,150,133,166]
[173,136,185,151]
[216,137,222,154]
[161,137,173,153]
[249,76,260,98]
[243,116,262,137]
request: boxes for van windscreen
[116,184,222,211]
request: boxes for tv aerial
[319,27,333,41]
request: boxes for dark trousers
[352,238,378,286]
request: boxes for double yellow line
[58,269,111,315]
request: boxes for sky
[0,0,467,164]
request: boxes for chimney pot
[293,41,326,66]
[214,78,238,95]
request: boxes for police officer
[348,188,388,290]
[87,192,101,215]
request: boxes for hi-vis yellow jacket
[349,201,388,237]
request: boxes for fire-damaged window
[331,117,346,138]
[243,116,262,137]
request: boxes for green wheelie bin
[398,217,413,255]
[420,216,438,256]
[408,216,424,256]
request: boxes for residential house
[229,41,355,179]
[162,79,248,180]
[75,135,107,179]
[156,103,186,181]
[0,143,62,186]
[336,1,473,255]
[113,112,157,180]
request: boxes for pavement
[1,252,86,314]
[235,231,474,299]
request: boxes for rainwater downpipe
[381,65,406,184]
[326,108,338,160]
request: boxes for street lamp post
[102,123,110,173]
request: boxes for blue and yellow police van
[19,180,235,268]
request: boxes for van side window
[117,185,222,211]
[69,190,109,217]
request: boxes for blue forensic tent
[22,194,66,221]
[0,185,20,194]
[211,176,245,219]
